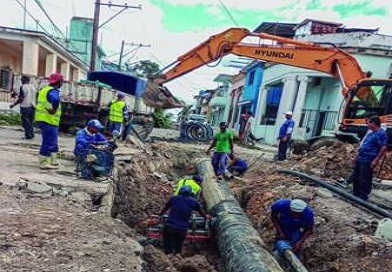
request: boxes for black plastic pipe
[197,159,285,272]
[279,170,392,219]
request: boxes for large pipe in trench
[197,158,285,272]
[279,170,392,219]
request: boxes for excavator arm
[142,27,369,108]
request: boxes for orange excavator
[142,27,392,145]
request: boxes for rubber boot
[50,153,59,167]
[39,155,58,170]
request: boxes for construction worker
[244,111,262,145]
[239,111,250,145]
[207,122,234,179]
[108,92,128,138]
[349,115,388,200]
[73,119,108,158]
[227,154,248,176]
[34,73,63,169]
[73,119,117,180]
[271,199,314,257]
[10,75,37,140]
[173,175,204,198]
[277,111,295,161]
[159,185,209,255]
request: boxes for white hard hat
[290,199,307,212]
[285,111,293,115]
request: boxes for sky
[0,0,392,103]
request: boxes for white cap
[285,111,293,115]
[290,199,307,212]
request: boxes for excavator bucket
[141,80,185,109]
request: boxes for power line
[33,0,65,38]
[217,0,239,26]
[14,0,51,34]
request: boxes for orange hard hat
[48,73,63,84]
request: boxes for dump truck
[11,72,154,140]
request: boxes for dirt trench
[110,139,392,272]
[111,141,221,272]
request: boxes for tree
[126,60,160,79]
[177,104,193,122]
[152,108,172,129]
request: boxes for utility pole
[118,40,125,70]
[118,41,151,71]
[90,1,142,71]
[23,0,27,29]
[90,0,101,71]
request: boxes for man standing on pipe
[348,115,388,200]
[206,122,234,180]
[159,185,209,255]
[271,199,314,257]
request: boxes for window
[248,71,255,85]
[345,83,392,119]
[261,86,282,125]
[0,67,12,90]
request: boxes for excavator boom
[151,27,366,96]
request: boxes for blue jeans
[109,121,123,137]
[20,106,35,139]
[38,122,59,156]
[228,165,247,175]
[77,149,114,179]
[278,137,291,161]
[351,160,373,200]
[212,152,228,176]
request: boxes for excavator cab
[338,79,392,145]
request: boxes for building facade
[0,26,88,87]
[251,20,392,144]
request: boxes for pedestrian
[277,111,295,161]
[159,185,209,255]
[244,111,262,145]
[227,154,248,177]
[206,122,234,179]
[9,75,37,139]
[239,112,249,145]
[271,198,314,257]
[107,92,128,138]
[349,115,388,200]
[34,73,63,169]
[173,175,204,199]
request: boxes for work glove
[276,240,292,253]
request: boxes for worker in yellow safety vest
[107,92,128,138]
[174,175,204,199]
[34,73,63,169]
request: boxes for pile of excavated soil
[286,141,392,180]
[229,158,392,272]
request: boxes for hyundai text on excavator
[142,27,392,146]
